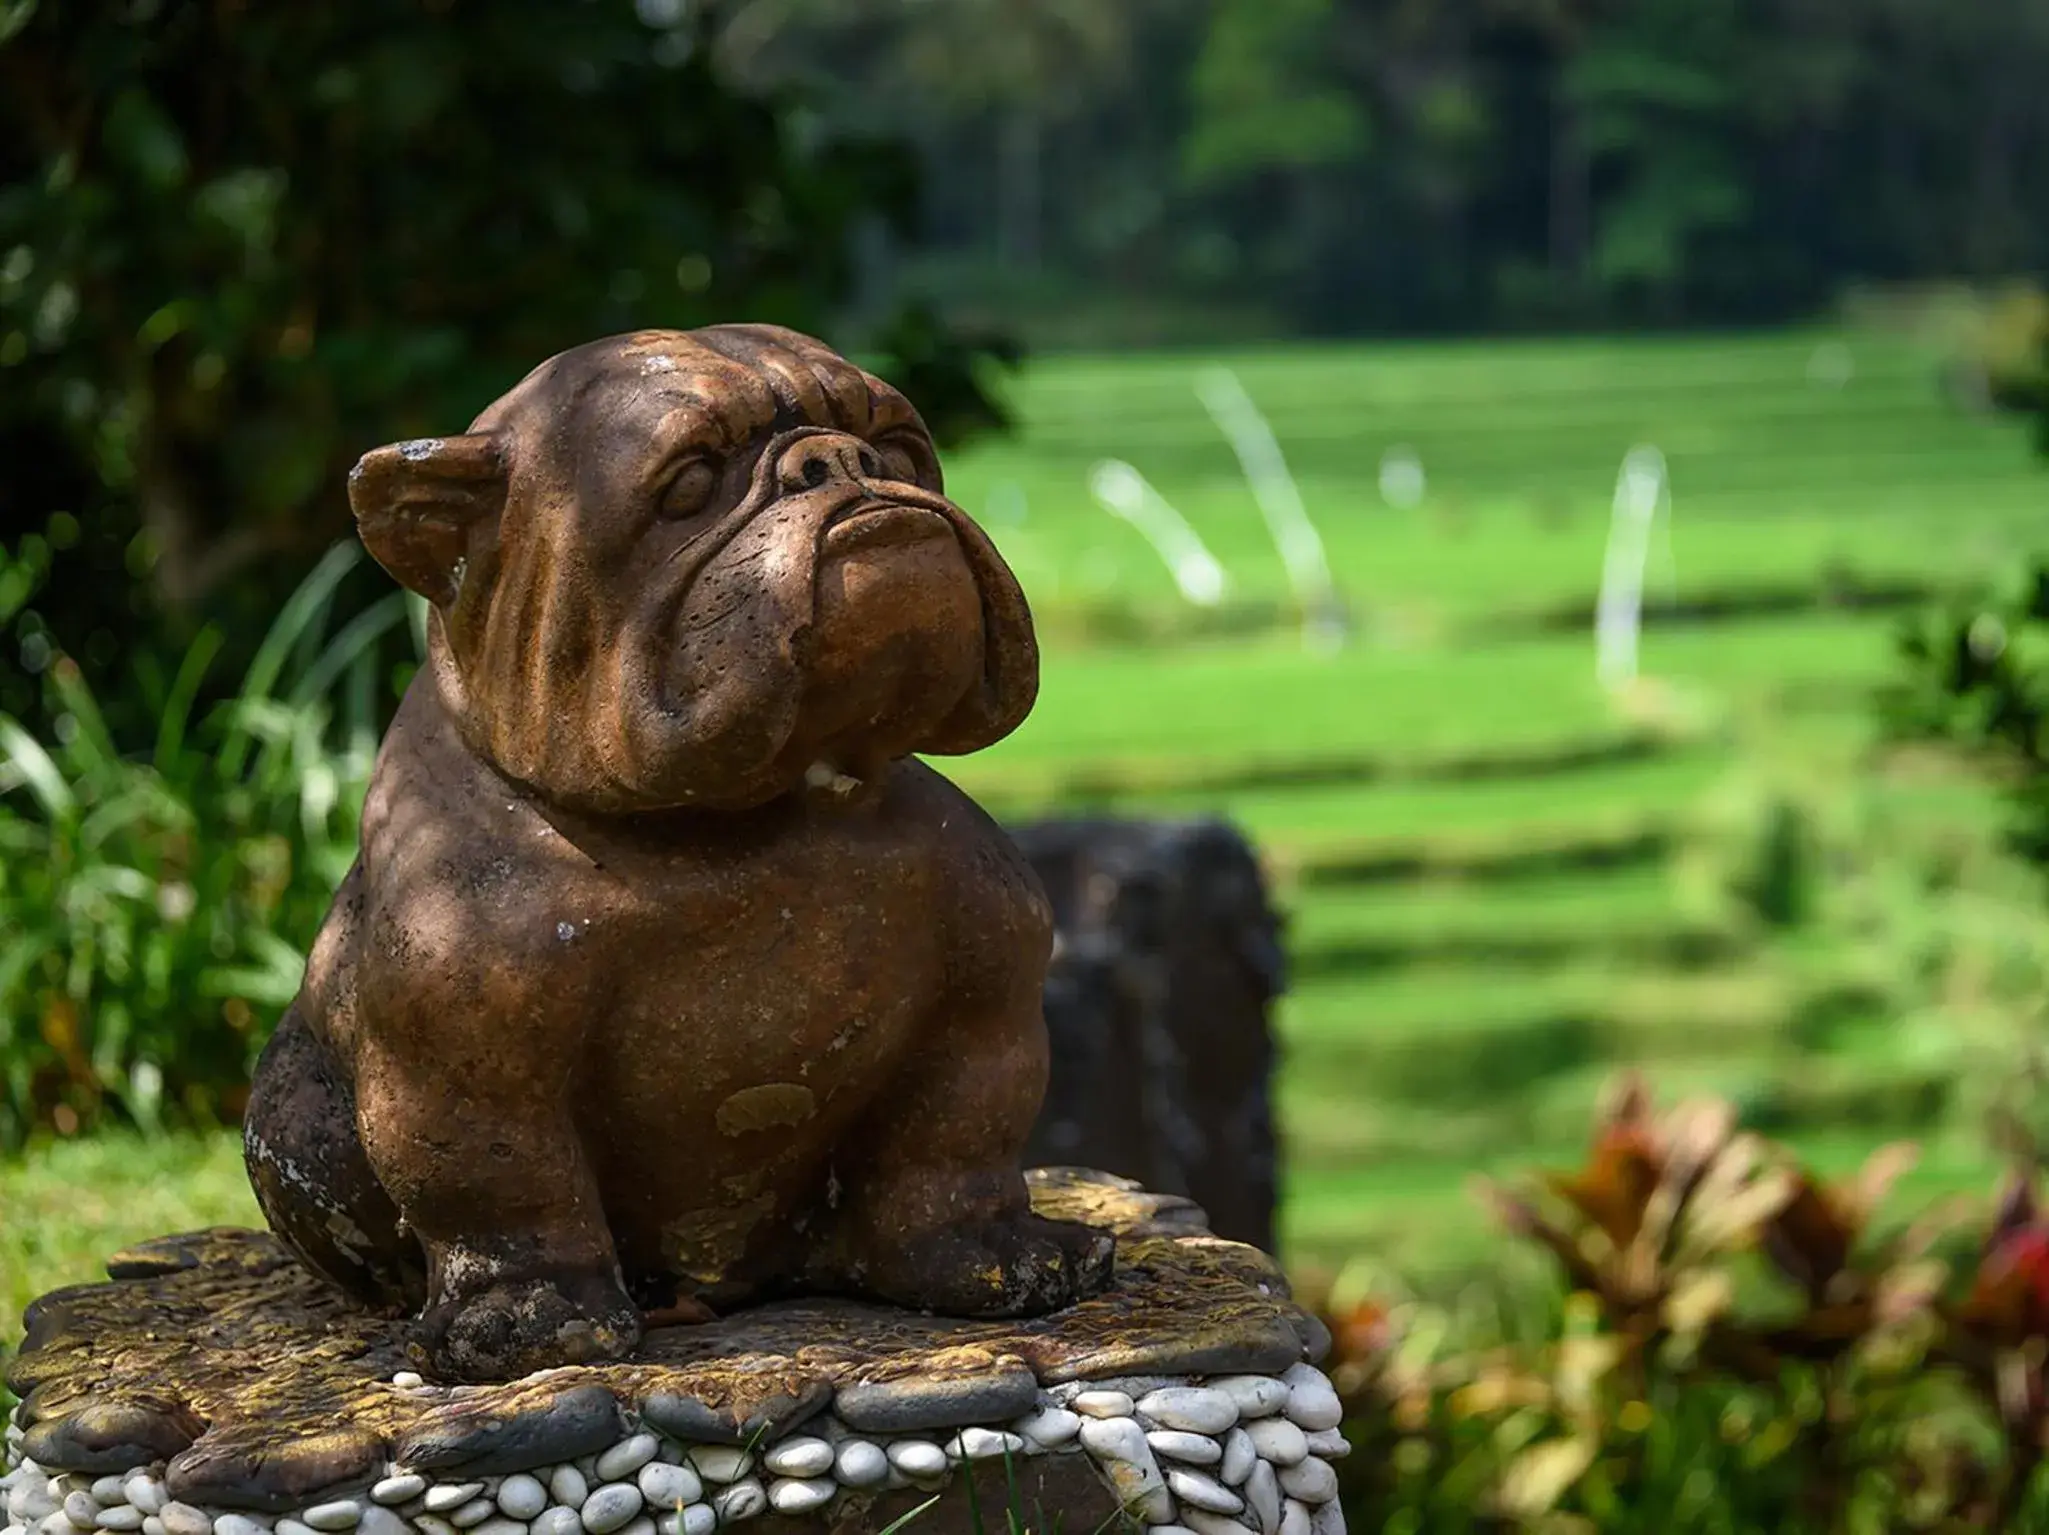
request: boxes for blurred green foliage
[0,542,398,1149]
[0,0,1014,746]
[728,0,2049,344]
[1316,1079,2049,1530]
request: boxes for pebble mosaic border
[5,1366,1346,1535]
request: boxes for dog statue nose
[776,434,876,494]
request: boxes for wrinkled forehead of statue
[471,325,932,482]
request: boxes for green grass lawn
[3,323,2039,1327]
[0,1130,257,1352]
[944,322,2043,1275]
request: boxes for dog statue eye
[659,457,719,521]
[872,436,928,486]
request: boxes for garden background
[7,2,2049,1527]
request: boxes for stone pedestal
[3,1173,1345,1535]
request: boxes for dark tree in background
[720,0,2049,344]
[0,0,1012,739]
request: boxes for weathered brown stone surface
[5,1172,1320,1513]
[241,324,1111,1384]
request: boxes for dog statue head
[346,324,1036,813]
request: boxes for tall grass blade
[287,590,407,710]
[874,1496,941,1535]
[47,657,118,779]
[155,625,225,777]
[220,542,360,779]
[406,590,431,662]
[0,716,78,822]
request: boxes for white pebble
[357,1511,407,1535]
[531,1509,582,1535]
[370,1479,424,1511]
[948,1429,1025,1462]
[632,1467,698,1512]
[448,1502,495,1531]
[1279,1366,1342,1433]
[1309,1500,1345,1535]
[884,1443,945,1482]
[472,1522,527,1535]
[680,1449,749,1486]
[595,1438,659,1483]
[142,1519,164,1535]
[832,1442,887,1489]
[1278,1502,1311,1535]
[761,1439,832,1481]
[1278,1460,1337,1506]
[614,1518,653,1535]
[1214,1378,1291,1420]
[157,1507,209,1535]
[392,1373,426,1390]
[1015,1408,1082,1449]
[121,1488,161,1522]
[1080,1415,1153,1464]
[87,1484,124,1510]
[495,1479,546,1522]
[63,1495,99,1531]
[1147,1432,1221,1467]
[547,1471,587,1511]
[710,1482,763,1524]
[1078,1418,1172,1524]
[1139,1389,1239,1437]
[40,1514,75,1535]
[10,1488,57,1526]
[275,1521,314,1535]
[1244,1462,1281,1535]
[416,1517,461,1535]
[1220,1429,1257,1487]
[766,1480,833,1516]
[424,1488,483,1516]
[303,1505,362,1533]
[1246,1418,1307,1467]
[1072,1391,1135,1419]
[578,1487,642,1535]
[93,1511,143,1532]
[1166,1471,1243,1516]
[1181,1513,1253,1535]
[654,1512,713,1535]
[1302,1431,1349,1460]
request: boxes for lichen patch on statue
[240,324,1112,1383]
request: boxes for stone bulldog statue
[242,325,1116,1382]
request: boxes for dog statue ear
[348,435,508,606]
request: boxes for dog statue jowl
[242,325,1116,1383]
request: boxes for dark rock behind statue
[1015,819,1285,1254]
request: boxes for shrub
[1319,1074,2049,1531]
[0,543,398,1148]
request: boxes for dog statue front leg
[351,1030,639,1382]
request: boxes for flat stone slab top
[3,1173,1344,1535]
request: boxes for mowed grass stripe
[989,490,2029,616]
[966,613,1896,772]
[1281,866,1736,976]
